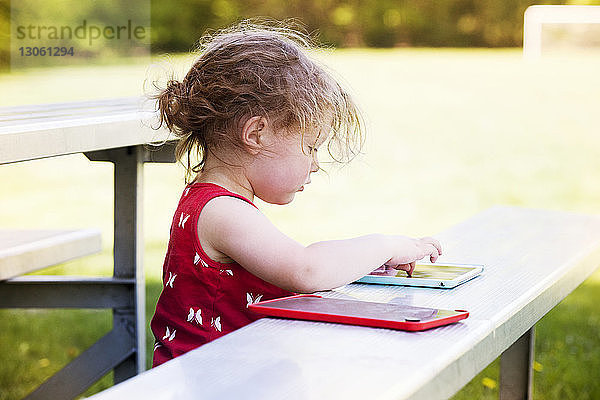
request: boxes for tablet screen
[369,264,479,280]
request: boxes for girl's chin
[259,193,296,205]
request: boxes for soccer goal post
[523,5,600,59]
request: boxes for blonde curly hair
[154,19,364,183]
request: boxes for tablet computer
[355,262,484,289]
[249,294,469,331]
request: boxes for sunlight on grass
[1,48,600,399]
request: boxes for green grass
[1,48,600,399]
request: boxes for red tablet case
[248,294,469,331]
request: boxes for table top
[0,229,102,280]
[0,97,171,164]
[88,206,600,400]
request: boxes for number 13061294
[18,47,75,56]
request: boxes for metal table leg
[0,143,175,399]
[110,146,146,381]
[11,146,145,400]
[500,326,535,400]
[87,145,150,381]
[86,142,175,384]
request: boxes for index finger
[421,236,442,256]
[407,261,416,277]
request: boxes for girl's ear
[240,116,270,154]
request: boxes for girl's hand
[383,236,442,277]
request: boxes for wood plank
[0,97,145,125]
[0,97,171,164]
[85,206,600,400]
[0,229,102,280]
[0,97,144,117]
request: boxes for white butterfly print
[166,272,177,288]
[246,293,263,308]
[220,269,233,276]
[193,253,209,268]
[211,316,222,332]
[162,326,176,341]
[184,187,190,196]
[187,307,203,325]
[178,213,190,229]
[153,343,162,352]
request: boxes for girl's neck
[193,156,255,202]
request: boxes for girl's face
[248,128,326,205]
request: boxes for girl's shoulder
[185,184,259,265]
[179,182,255,210]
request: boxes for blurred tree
[3,0,600,68]
[0,0,9,70]
[149,0,600,51]
[2,0,150,69]
[151,0,214,52]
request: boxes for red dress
[150,183,293,367]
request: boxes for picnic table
[87,205,600,400]
[0,97,174,399]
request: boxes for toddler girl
[150,21,441,367]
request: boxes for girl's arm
[199,196,441,293]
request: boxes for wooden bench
[0,97,175,400]
[86,206,600,400]
[0,229,101,281]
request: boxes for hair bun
[157,79,187,133]
[165,79,183,96]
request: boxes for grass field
[1,48,599,399]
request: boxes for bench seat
[0,228,101,281]
[86,206,600,400]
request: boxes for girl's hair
[153,19,364,183]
